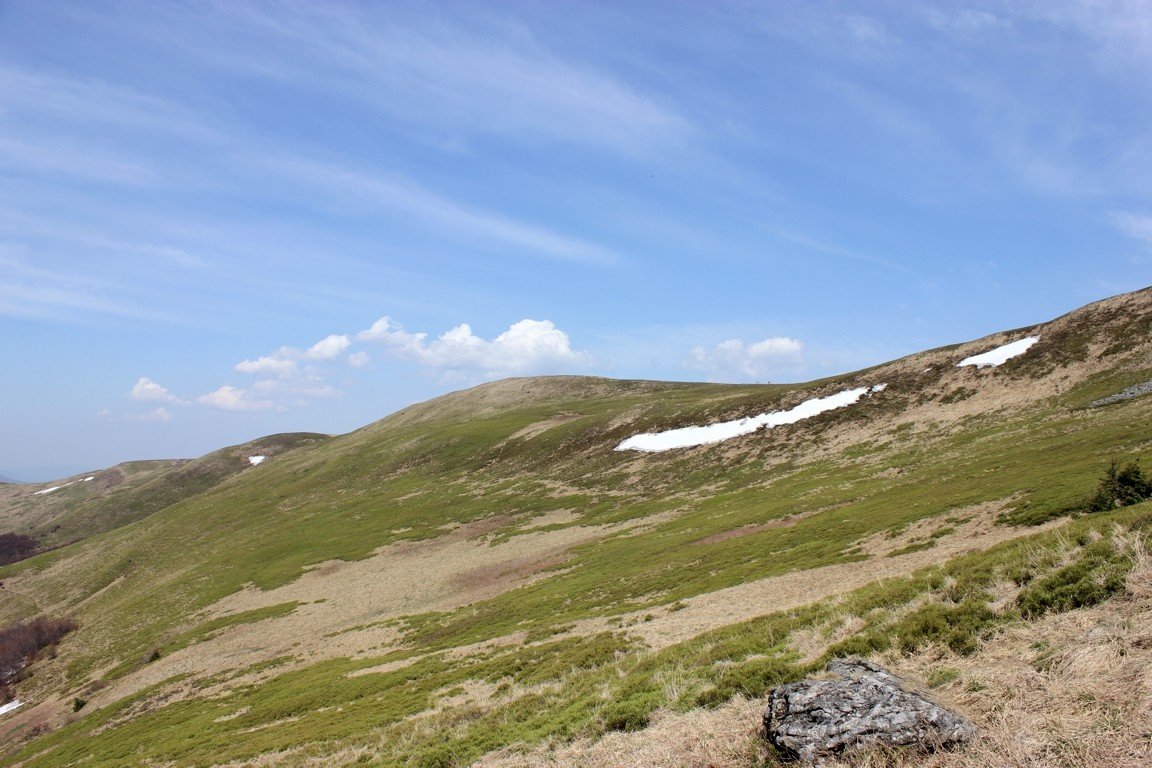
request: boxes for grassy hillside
[1,287,1151,767]
[0,433,330,551]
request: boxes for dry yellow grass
[477,531,1152,768]
[570,500,1060,652]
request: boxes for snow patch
[957,336,1039,368]
[0,699,23,716]
[248,455,266,466]
[32,476,94,494]
[615,384,886,453]
[32,484,67,495]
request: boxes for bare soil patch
[91,518,620,709]
[508,413,583,441]
[694,512,813,545]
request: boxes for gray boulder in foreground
[764,658,976,763]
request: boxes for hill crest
[1,286,1151,767]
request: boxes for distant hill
[0,432,330,550]
[1,287,1151,767]
[0,466,87,484]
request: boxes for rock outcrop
[764,658,976,763]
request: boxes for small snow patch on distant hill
[616,384,886,453]
[248,456,266,466]
[0,700,23,716]
[32,476,94,494]
[957,336,1039,368]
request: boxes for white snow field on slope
[248,455,266,466]
[957,336,1039,368]
[32,483,68,495]
[32,476,94,494]
[0,700,23,716]
[616,384,886,453]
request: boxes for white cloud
[1112,211,1152,250]
[348,351,371,368]
[197,385,275,412]
[357,316,427,349]
[135,406,174,422]
[359,316,593,378]
[252,376,338,403]
[235,355,298,376]
[304,334,351,360]
[687,336,804,381]
[235,333,353,375]
[225,333,356,410]
[129,376,186,404]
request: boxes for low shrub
[1017,539,1130,618]
[0,616,78,685]
[601,693,660,731]
[0,533,39,566]
[695,656,806,707]
[891,600,998,655]
[827,600,997,658]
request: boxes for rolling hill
[0,433,330,552]
[1,287,1151,767]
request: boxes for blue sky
[2,0,1150,478]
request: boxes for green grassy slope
[0,432,330,551]
[1,287,1151,766]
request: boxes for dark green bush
[889,601,998,655]
[601,693,659,731]
[414,744,459,768]
[695,655,805,707]
[1017,540,1130,618]
[825,632,891,660]
[1088,459,1150,511]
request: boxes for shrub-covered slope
[0,287,1150,766]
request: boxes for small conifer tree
[1088,459,1150,511]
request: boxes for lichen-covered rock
[764,658,976,763]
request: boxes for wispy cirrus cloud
[180,1,691,156]
[259,156,618,265]
[0,248,160,321]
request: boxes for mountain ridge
[1,285,1151,767]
